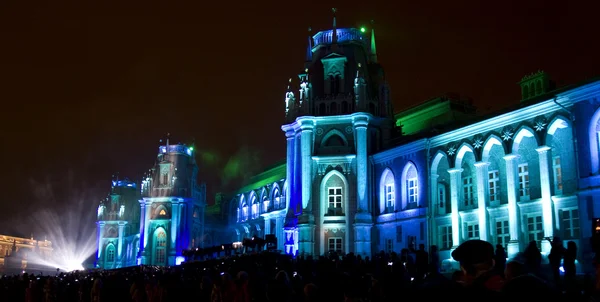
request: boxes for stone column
[536,146,554,254]
[283,128,295,214]
[264,217,271,235]
[447,168,463,248]
[170,203,180,262]
[300,120,314,211]
[474,162,490,242]
[428,173,439,250]
[503,154,521,257]
[354,117,369,215]
[353,115,372,257]
[96,221,105,266]
[298,120,315,255]
[117,221,125,267]
[141,201,151,264]
[276,215,284,251]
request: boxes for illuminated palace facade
[96,143,206,269]
[226,18,600,269]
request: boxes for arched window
[105,244,115,264]
[379,168,395,214]
[241,197,248,221]
[401,162,419,210]
[251,194,259,219]
[154,228,167,265]
[321,170,347,217]
[273,187,281,209]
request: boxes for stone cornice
[429,80,600,148]
[371,139,428,164]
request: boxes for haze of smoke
[22,171,103,270]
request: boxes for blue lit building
[226,14,600,271]
[94,14,600,271]
[96,143,206,268]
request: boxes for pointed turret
[370,20,378,63]
[285,78,295,116]
[305,27,313,66]
[354,63,367,110]
[331,8,338,50]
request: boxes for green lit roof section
[394,95,477,136]
[237,162,286,194]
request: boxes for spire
[370,20,378,63]
[305,27,313,64]
[331,8,338,48]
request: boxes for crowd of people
[0,237,595,302]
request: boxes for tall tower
[96,177,140,269]
[281,11,394,257]
[138,141,206,266]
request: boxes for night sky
[0,1,599,236]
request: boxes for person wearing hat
[451,239,504,292]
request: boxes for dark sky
[0,1,599,236]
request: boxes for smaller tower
[519,71,553,102]
[285,78,296,117]
[354,63,367,110]
[370,20,378,63]
[96,177,139,269]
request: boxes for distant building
[95,143,206,269]
[0,234,52,273]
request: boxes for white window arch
[378,168,396,214]
[401,162,419,209]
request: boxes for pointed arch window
[105,244,115,264]
[273,188,281,209]
[251,195,259,219]
[154,229,167,265]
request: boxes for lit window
[106,246,115,263]
[440,226,453,250]
[488,170,500,202]
[159,209,166,216]
[463,176,474,206]
[408,178,418,204]
[385,184,395,210]
[496,220,509,248]
[518,163,530,199]
[527,215,543,249]
[328,237,343,253]
[466,223,479,240]
[561,209,580,240]
[553,156,563,192]
[328,187,343,215]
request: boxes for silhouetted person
[451,239,504,296]
[429,245,440,274]
[523,241,542,276]
[564,240,577,293]
[504,261,527,282]
[494,244,507,276]
[415,244,428,279]
[548,237,565,286]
